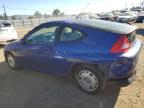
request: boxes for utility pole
[75,2,90,19]
[125,2,128,10]
[142,1,144,8]
[3,4,8,20]
[3,4,6,14]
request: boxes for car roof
[48,19,136,34]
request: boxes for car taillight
[111,35,130,53]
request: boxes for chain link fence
[10,17,73,28]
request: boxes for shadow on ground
[136,29,144,36]
[0,61,120,108]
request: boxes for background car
[116,12,138,23]
[113,11,122,20]
[99,12,115,21]
[4,19,142,93]
[75,13,100,20]
[0,20,18,45]
[136,11,144,22]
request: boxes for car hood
[4,41,19,52]
[117,16,131,19]
[74,19,137,34]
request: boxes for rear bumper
[109,70,136,86]
[0,33,18,44]
[0,39,17,45]
[118,71,136,86]
[107,39,142,80]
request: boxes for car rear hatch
[110,27,136,53]
[109,31,142,80]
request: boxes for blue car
[136,15,144,22]
[4,19,142,93]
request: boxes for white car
[116,12,138,23]
[0,20,18,44]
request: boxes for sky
[0,0,143,16]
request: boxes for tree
[28,16,34,19]
[34,11,42,18]
[3,12,8,20]
[0,15,3,20]
[60,12,65,16]
[11,16,16,20]
[52,9,60,16]
[44,13,50,18]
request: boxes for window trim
[23,23,62,45]
[59,26,85,42]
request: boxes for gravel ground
[0,23,144,108]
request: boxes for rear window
[60,27,84,42]
[0,22,11,27]
[127,31,136,43]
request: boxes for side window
[26,26,59,44]
[60,27,84,42]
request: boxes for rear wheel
[6,52,20,70]
[74,65,105,93]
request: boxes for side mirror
[20,38,34,45]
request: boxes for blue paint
[4,20,142,81]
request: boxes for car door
[53,26,85,75]
[18,24,61,73]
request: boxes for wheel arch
[4,51,13,62]
[69,63,104,79]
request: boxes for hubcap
[7,54,15,68]
[77,70,98,92]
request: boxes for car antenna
[75,2,90,19]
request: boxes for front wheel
[6,52,20,70]
[74,65,106,93]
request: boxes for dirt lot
[0,24,144,108]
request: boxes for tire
[6,52,20,70]
[74,65,106,93]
